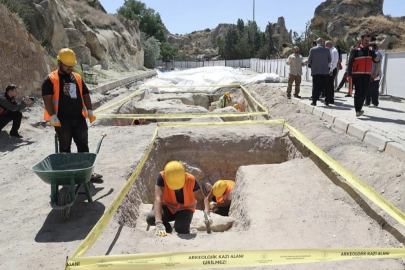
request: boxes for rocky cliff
[25,0,143,70]
[311,0,404,49]
[0,3,56,97]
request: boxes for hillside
[311,0,405,50]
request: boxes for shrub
[204,28,210,32]
[140,32,161,68]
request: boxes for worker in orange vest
[207,180,235,216]
[146,161,212,236]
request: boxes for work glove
[209,201,216,210]
[155,221,167,237]
[50,114,61,127]
[88,110,96,124]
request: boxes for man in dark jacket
[308,38,331,106]
[0,84,32,138]
[347,31,380,117]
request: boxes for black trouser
[365,80,379,106]
[212,196,230,216]
[55,115,89,153]
[353,75,371,112]
[0,111,22,133]
[327,68,337,103]
[337,72,348,90]
[146,205,194,234]
[312,75,329,104]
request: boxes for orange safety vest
[161,172,197,214]
[215,180,235,204]
[351,46,373,75]
[43,70,88,121]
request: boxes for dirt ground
[1,71,405,270]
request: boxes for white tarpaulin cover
[142,66,280,93]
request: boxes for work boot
[287,94,291,99]
[345,94,352,97]
[293,94,301,98]
[9,131,23,138]
[90,172,103,183]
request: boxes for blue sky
[99,0,404,35]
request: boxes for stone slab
[304,104,314,114]
[385,142,405,161]
[363,132,393,151]
[321,112,335,124]
[312,107,324,118]
[333,118,353,133]
[347,124,369,141]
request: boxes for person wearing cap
[216,92,232,109]
[347,31,380,117]
[146,161,212,236]
[41,48,102,182]
[207,180,235,216]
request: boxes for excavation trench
[116,128,303,233]
[98,87,267,126]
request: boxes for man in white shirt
[325,41,339,105]
[286,46,306,99]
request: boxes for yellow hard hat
[57,48,77,66]
[164,161,186,190]
[213,180,227,197]
[233,104,239,109]
[225,92,230,98]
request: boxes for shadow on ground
[35,186,112,243]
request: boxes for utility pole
[253,0,255,47]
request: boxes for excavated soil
[1,79,405,269]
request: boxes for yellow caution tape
[94,84,269,120]
[66,248,405,269]
[142,84,241,88]
[95,111,266,119]
[157,119,285,128]
[71,126,159,259]
[94,87,143,114]
[284,123,405,227]
[240,84,268,114]
[67,116,405,269]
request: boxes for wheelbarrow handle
[95,133,107,154]
[54,133,59,153]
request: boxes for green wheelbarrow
[31,133,107,220]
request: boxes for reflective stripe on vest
[161,172,197,214]
[352,53,373,75]
[215,180,235,203]
[43,70,88,121]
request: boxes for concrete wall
[0,3,56,97]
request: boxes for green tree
[216,36,225,57]
[223,25,240,59]
[140,32,161,68]
[237,18,244,36]
[235,38,252,59]
[118,0,167,42]
[160,42,178,61]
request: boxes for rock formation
[25,0,143,69]
[0,3,56,96]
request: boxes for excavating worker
[216,92,232,109]
[146,161,212,236]
[207,180,235,216]
[233,104,240,111]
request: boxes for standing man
[146,161,212,236]
[308,38,331,106]
[286,46,306,99]
[347,32,380,117]
[325,41,339,104]
[365,42,382,107]
[216,92,232,109]
[42,48,102,181]
[0,84,33,138]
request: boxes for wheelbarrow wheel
[58,187,71,220]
